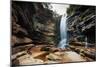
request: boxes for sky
[50,3,69,15]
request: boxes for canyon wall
[67,5,96,46]
[12,1,57,55]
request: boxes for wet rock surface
[12,46,87,65]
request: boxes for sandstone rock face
[12,1,56,47]
[16,54,44,65]
[67,5,96,44]
[64,51,85,62]
[12,2,56,62]
[12,35,33,46]
[46,53,62,60]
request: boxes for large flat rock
[64,51,86,62]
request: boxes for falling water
[85,36,88,48]
[58,14,68,49]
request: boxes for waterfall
[58,14,68,49]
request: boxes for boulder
[17,54,44,65]
[46,53,62,61]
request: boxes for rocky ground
[12,44,95,65]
